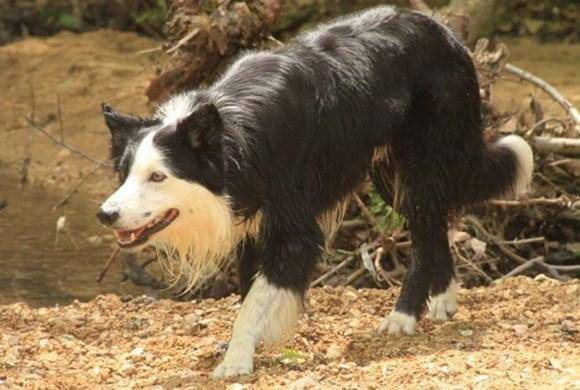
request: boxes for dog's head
[97,100,232,256]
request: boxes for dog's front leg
[212,274,302,378]
[213,217,322,379]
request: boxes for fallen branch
[532,137,580,156]
[465,215,528,265]
[499,256,577,281]
[504,63,580,133]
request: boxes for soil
[0,30,160,198]
[1,276,578,389]
[1,31,580,389]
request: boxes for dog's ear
[101,103,148,162]
[176,102,223,150]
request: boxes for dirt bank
[0,276,578,389]
[0,30,159,198]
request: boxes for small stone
[3,335,19,346]
[326,344,341,361]
[513,324,527,335]
[460,329,474,337]
[228,384,244,390]
[120,362,136,376]
[38,339,50,349]
[130,347,145,362]
[565,284,579,295]
[561,320,577,334]
[343,290,358,301]
[533,274,551,282]
[184,313,199,327]
[289,376,316,390]
[474,374,489,384]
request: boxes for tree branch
[504,63,580,133]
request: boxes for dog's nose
[96,208,120,226]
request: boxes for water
[0,175,143,307]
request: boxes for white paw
[212,354,254,379]
[377,311,417,336]
[428,280,458,321]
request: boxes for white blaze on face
[101,131,238,290]
[101,132,172,229]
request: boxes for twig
[548,158,573,167]
[504,63,580,133]
[500,256,545,280]
[25,116,112,167]
[532,137,580,156]
[373,247,403,287]
[453,246,494,283]
[498,236,545,245]
[465,215,527,265]
[311,255,356,287]
[56,94,64,142]
[489,196,571,208]
[344,267,367,286]
[353,194,379,229]
[21,85,35,184]
[53,159,111,210]
[525,117,566,137]
[135,46,162,55]
[96,247,120,283]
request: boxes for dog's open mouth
[114,209,179,248]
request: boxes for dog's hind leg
[377,171,456,335]
[213,213,322,378]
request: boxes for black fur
[104,7,523,322]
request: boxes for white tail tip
[497,135,534,198]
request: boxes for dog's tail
[460,135,534,206]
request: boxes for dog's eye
[149,171,167,183]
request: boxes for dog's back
[209,7,483,216]
[98,7,533,378]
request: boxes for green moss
[134,0,167,32]
[57,13,81,30]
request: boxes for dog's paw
[212,354,254,379]
[428,280,458,321]
[377,311,417,336]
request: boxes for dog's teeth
[130,232,136,241]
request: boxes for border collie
[97,6,533,378]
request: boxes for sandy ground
[0,276,578,389]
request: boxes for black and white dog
[97,6,533,378]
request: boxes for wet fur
[99,6,533,377]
